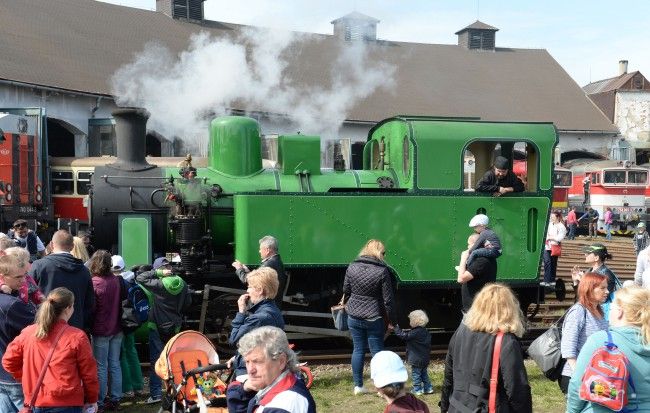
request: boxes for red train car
[513,160,572,215]
[0,109,51,231]
[564,159,647,233]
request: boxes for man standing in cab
[475,156,525,197]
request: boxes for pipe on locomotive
[109,108,155,172]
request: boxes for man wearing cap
[475,156,525,196]
[7,219,45,261]
[29,229,94,331]
[232,235,287,309]
[136,257,192,404]
[633,222,649,256]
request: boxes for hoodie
[385,393,430,413]
[29,252,94,330]
[566,327,650,413]
[136,269,191,336]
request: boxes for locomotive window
[604,170,626,184]
[52,171,74,195]
[628,170,647,184]
[553,171,572,187]
[591,173,600,184]
[77,172,92,195]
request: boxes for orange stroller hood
[155,330,220,381]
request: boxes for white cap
[469,214,489,227]
[370,351,408,388]
[111,255,125,271]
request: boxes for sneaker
[353,386,369,395]
[123,391,134,398]
[413,390,424,396]
[105,400,122,411]
[145,396,162,405]
[425,388,434,394]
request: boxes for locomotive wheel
[204,293,240,345]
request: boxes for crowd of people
[0,154,649,413]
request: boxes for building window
[88,119,115,156]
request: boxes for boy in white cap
[465,214,502,266]
[370,351,430,412]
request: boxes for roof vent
[455,20,498,50]
[156,0,205,21]
[331,12,379,41]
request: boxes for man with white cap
[475,156,525,197]
[465,214,502,265]
[370,351,430,412]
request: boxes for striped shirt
[560,303,608,377]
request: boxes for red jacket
[2,319,99,407]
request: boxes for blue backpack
[128,284,152,324]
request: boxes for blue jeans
[148,329,165,399]
[605,223,612,240]
[542,249,558,283]
[0,382,23,412]
[33,408,82,413]
[411,366,432,393]
[348,315,385,387]
[568,223,577,240]
[93,333,124,406]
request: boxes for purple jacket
[91,273,123,336]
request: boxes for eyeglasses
[13,224,27,229]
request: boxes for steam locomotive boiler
[90,108,557,337]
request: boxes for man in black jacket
[29,230,94,331]
[475,156,525,197]
[232,235,286,309]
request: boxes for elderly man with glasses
[7,219,45,262]
[0,253,37,412]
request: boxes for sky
[99,0,650,87]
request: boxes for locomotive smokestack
[109,108,154,171]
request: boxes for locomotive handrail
[100,174,170,182]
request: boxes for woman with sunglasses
[559,272,609,394]
[343,239,396,395]
[571,243,617,301]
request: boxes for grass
[121,360,565,413]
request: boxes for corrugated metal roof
[583,72,638,94]
[0,0,616,132]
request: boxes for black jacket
[29,252,94,330]
[343,256,396,324]
[0,291,36,382]
[475,170,525,194]
[440,323,532,413]
[236,254,287,309]
[393,325,431,368]
[136,270,192,336]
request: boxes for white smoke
[111,28,395,152]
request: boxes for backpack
[128,283,152,324]
[579,330,637,412]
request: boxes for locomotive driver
[475,156,525,197]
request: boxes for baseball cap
[582,243,608,255]
[153,257,170,269]
[370,351,408,388]
[637,222,646,229]
[111,255,125,271]
[469,214,489,228]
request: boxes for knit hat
[370,351,408,388]
[494,156,509,169]
[469,214,489,227]
[153,257,170,269]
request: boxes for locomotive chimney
[109,108,154,171]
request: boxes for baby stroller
[155,330,231,413]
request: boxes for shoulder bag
[331,294,348,331]
[488,331,504,413]
[550,243,562,257]
[20,325,68,413]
